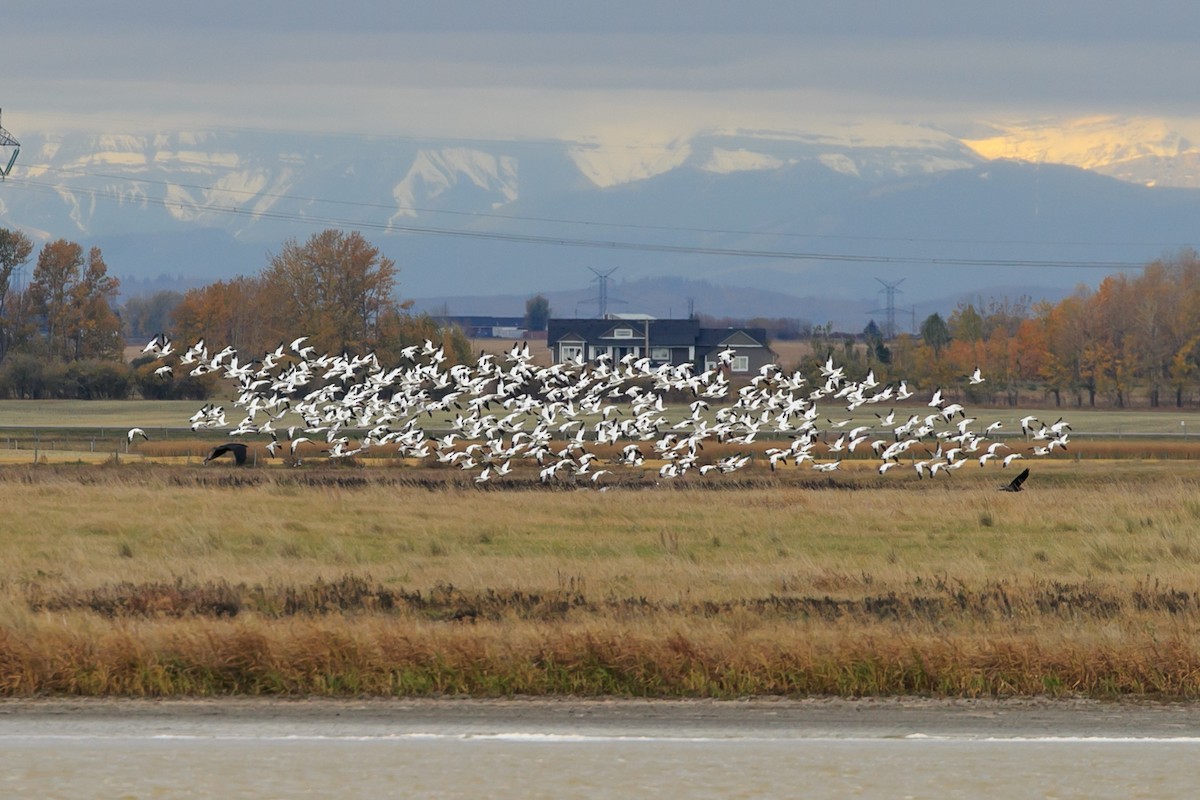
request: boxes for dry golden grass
[3,461,1200,699]
[768,339,815,368]
[468,337,552,366]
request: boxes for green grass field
[0,400,202,429]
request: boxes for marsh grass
[4,462,1200,698]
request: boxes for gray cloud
[5,1,1199,137]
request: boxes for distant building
[546,317,774,374]
[432,315,527,338]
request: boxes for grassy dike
[2,459,1199,698]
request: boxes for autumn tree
[0,228,33,364]
[262,230,398,355]
[976,297,1032,405]
[948,303,984,347]
[1088,275,1137,407]
[169,231,472,366]
[1037,296,1080,406]
[171,276,273,355]
[1013,317,1049,402]
[122,290,184,340]
[27,240,122,360]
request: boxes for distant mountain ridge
[1,118,1197,327]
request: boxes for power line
[19,163,1196,252]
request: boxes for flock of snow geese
[135,333,1069,490]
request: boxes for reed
[3,461,1200,698]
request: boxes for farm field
[2,455,1200,699]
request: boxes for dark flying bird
[204,442,248,466]
[1000,467,1030,492]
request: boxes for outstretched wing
[204,444,230,463]
[204,443,248,465]
[1003,467,1030,492]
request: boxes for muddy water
[1,698,1198,799]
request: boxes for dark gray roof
[695,327,769,348]
[547,318,699,346]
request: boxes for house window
[613,328,634,339]
[732,355,749,372]
[651,347,670,361]
[560,343,583,362]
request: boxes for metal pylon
[0,109,19,178]
[587,267,625,318]
[870,277,904,338]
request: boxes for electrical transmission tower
[579,266,625,318]
[869,278,905,338]
[0,110,19,178]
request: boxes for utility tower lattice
[586,267,624,318]
[869,278,905,338]
[0,110,19,179]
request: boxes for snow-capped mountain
[1,118,1199,322]
[963,116,1200,188]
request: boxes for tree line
[833,250,1200,408]
[0,228,469,399]
[2,222,1199,408]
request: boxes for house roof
[695,328,770,348]
[547,318,700,346]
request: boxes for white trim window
[613,328,634,339]
[732,355,750,372]
[651,347,670,361]
[560,343,584,362]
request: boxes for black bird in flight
[204,442,248,466]
[1000,467,1029,492]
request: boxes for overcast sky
[6,1,1200,142]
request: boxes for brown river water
[1,698,1198,799]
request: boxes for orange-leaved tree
[26,240,122,360]
[0,227,33,364]
[261,229,399,356]
[171,276,274,355]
